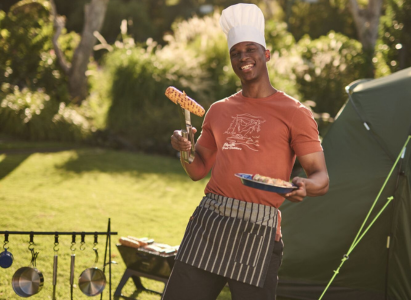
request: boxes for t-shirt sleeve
[290,106,323,156]
[197,105,217,150]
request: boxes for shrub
[98,34,210,154]
[265,19,296,53]
[375,0,411,76]
[167,12,239,101]
[265,20,302,99]
[0,85,90,142]
[294,31,368,117]
[0,0,70,103]
[276,0,356,42]
[0,0,93,143]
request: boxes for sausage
[253,174,293,188]
[165,86,205,117]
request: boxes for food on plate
[253,174,293,188]
[165,86,205,117]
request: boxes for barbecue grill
[114,244,175,298]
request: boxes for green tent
[277,67,411,300]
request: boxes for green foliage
[52,0,260,50]
[168,13,239,100]
[0,85,90,142]
[294,31,367,117]
[277,0,356,42]
[0,0,69,102]
[54,0,171,47]
[79,66,112,131]
[56,30,81,63]
[98,33,210,154]
[0,0,92,143]
[265,20,301,99]
[94,14,229,153]
[99,0,157,44]
[265,19,296,52]
[376,0,411,76]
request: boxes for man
[163,3,329,300]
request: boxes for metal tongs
[179,106,195,163]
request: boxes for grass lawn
[0,139,292,300]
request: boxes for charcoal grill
[114,244,175,298]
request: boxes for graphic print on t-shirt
[222,113,266,151]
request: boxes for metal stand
[101,218,113,300]
[1,218,117,300]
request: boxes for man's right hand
[170,128,216,181]
[171,128,197,152]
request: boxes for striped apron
[175,193,279,288]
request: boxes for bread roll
[126,236,154,247]
[119,237,140,248]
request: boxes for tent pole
[319,135,411,300]
[385,140,408,300]
[385,203,393,300]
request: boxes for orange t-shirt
[197,91,323,237]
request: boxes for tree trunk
[51,0,109,104]
[69,0,109,103]
[348,0,383,77]
[261,0,275,19]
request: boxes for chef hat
[219,3,266,50]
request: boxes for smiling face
[229,42,270,83]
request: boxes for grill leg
[114,268,165,297]
[114,269,135,297]
[131,275,145,290]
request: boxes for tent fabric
[277,67,411,300]
[389,163,411,299]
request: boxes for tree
[348,0,383,76]
[50,0,109,103]
[276,0,357,41]
[0,0,69,99]
[378,0,411,72]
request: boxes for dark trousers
[162,239,283,300]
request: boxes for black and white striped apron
[175,193,279,288]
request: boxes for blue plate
[235,173,298,194]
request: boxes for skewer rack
[0,218,117,300]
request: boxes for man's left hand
[281,151,330,203]
[282,177,307,202]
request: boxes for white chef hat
[219,3,266,50]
